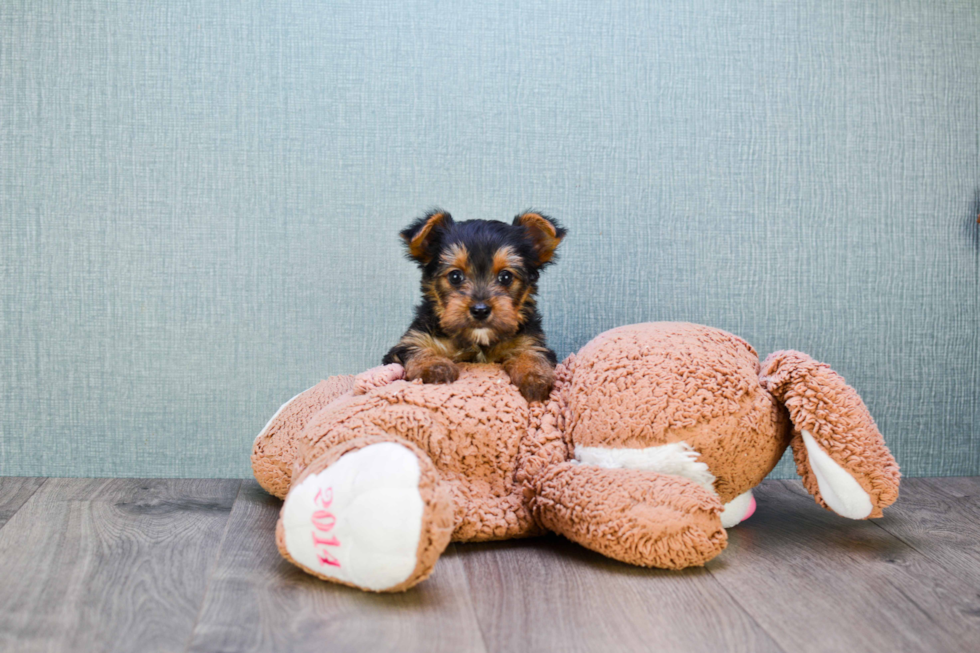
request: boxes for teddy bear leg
[252,365,408,498]
[532,463,728,569]
[251,375,358,498]
[760,351,900,519]
[255,376,356,446]
[276,437,454,592]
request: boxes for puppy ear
[400,210,454,265]
[513,212,566,266]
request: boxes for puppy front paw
[419,360,460,385]
[406,356,459,385]
[517,372,554,402]
[505,356,555,403]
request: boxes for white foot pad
[801,430,873,519]
[720,489,756,528]
[281,442,424,591]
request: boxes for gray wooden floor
[0,477,978,653]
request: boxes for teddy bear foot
[276,441,454,592]
[719,490,756,528]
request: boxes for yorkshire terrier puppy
[383,210,566,402]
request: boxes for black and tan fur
[383,210,566,402]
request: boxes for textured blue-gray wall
[1,0,978,478]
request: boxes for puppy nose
[470,303,491,321]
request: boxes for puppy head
[400,210,566,346]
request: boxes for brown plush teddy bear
[252,322,900,592]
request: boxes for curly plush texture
[293,364,544,541]
[253,322,901,592]
[564,323,790,503]
[252,375,355,499]
[532,463,727,569]
[760,350,901,518]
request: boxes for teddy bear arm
[761,350,900,519]
[353,363,406,394]
[531,462,728,569]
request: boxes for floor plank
[458,535,783,653]
[870,477,980,587]
[705,480,980,653]
[923,475,980,501]
[186,480,487,653]
[2,477,978,653]
[0,478,240,653]
[0,477,46,529]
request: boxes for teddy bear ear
[513,212,567,266]
[400,210,454,265]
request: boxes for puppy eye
[497,270,514,286]
[448,270,465,286]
